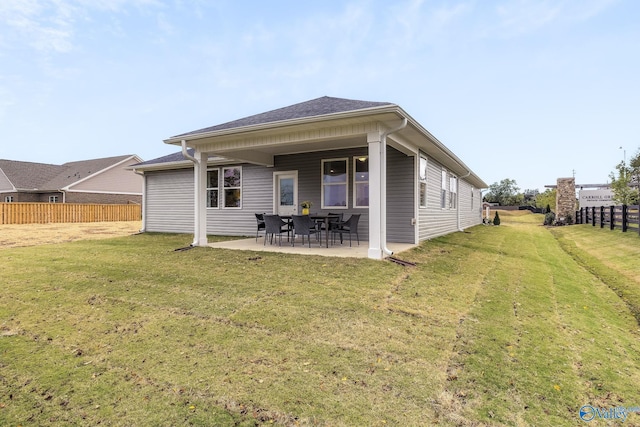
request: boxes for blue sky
[1,0,638,192]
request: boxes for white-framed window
[49,195,59,203]
[449,175,458,209]
[207,168,219,208]
[441,169,447,209]
[223,166,242,208]
[322,158,348,209]
[353,156,368,208]
[419,154,428,208]
[471,187,475,210]
[4,196,14,203]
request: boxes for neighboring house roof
[0,159,64,191]
[0,155,141,193]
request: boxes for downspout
[181,140,199,246]
[133,168,146,232]
[457,170,471,231]
[182,140,197,163]
[381,117,408,256]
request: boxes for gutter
[381,117,408,257]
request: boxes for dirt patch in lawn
[0,221,142,249]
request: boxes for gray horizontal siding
[145,169,194,233]
[206,164,273,236]
[143,147,480,244]
[276,147,371,241]
[387,147,415,243]
[418,158,458,240]
[458,180,483,229]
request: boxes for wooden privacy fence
[576,205,640,235]
[0,203,141,225]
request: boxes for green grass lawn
[1,213,640,426]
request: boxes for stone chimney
[555,177,576,222]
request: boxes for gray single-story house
[133,96,487,260]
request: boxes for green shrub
[544,211,555,225]
[493,211,501,225]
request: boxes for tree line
[484,149,640,210]
[483,178,556,211]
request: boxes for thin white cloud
[0,0,76,53]
[494,0,620,36]
[0,0,166,53]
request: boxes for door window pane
[280,177,294,206]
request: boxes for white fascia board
[131,157,240,173]
[163,105,404,145]
[64,189,142,195]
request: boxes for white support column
[367,131,383,260]
[193,149,208,246]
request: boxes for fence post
[599,206,604,228]
[591,207,596,226]
[610,205,615,230]
[622,205,628,232]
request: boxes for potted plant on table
[300,201,312,215]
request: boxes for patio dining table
[281,214,340,248]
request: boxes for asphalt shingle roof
[137,96,394,167]
[0,155,134,191]
[174,96,393,138]
[0,160,64,190]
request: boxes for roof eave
[163,104,402,145]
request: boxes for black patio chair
[263,215,289,246]
[331,213,361,246]
[255,213,266,242]
[316,212,343,234]
[291,214,321,247]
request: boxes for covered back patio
[209,237,416,259]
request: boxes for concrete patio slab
[208,237,416,258]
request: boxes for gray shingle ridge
[174,96,394,138]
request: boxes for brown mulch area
[0,221,142,249]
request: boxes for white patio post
[367,131,383,260]
[192,149,208,246]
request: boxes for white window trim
[49,195,59,203]
[222,166,242,209]
[471,186,475,211]
[419,154,428,208]
[206,168,220,209]
[441,169,448,209]
[321,158,349,210]
[353,156,369,208]
[449,175,458,209]
[4,196,14,203]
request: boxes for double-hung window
[353,156,368,207]
[4,196,13,203]
[471,187,475,210]
[322,158,348,208]
[223,166,242,208]
[441,169,447,209]
[449,175,458,209]
[419,154,428,208]
[207,169,219,208]
[49,195,58,203]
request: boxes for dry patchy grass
[0,221,142,249]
